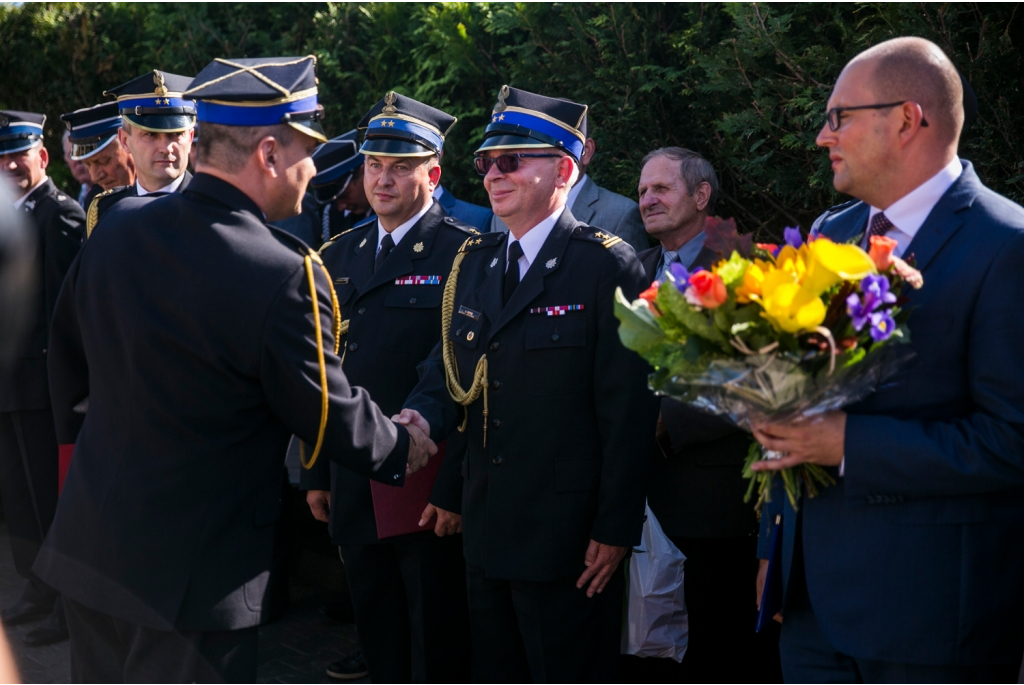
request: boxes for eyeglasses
[473,153,561,176]
[824,101,929,131]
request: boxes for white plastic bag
[621,503,688,662]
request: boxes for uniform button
[357,307,366,315]
[490,380,501,389]
[551,333,560,342]
[348,343,359,352]
[409,297,417,304]
[492,455,503,465]
[491,419,501,428]
[489,341,500,351]
[393,474,400,481]
[456,328,462,336]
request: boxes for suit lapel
[477,232,509,331]
[902,163,978,271]
[347,222,377,293]
[490,211,575,337]
[638,246,662,282]
[362,202,445,293]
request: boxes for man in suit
[399,85,658,682]
[0,111,84,647]
[62,102,135,211]
[84,70,196,235]
[302,92,473,683]
[490,114,647,252]
[33,56,435,683]
[752,37,1024,681]
[626,146,777,682]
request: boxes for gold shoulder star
[471,238,483,246]
[594,231,611,240]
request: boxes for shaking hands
[393,408,436,476]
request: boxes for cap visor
[71,134,118,161]
[475,134,557,155]
[288,119,328,144]
[124,114,196,133]
[0,139,41,156]
[360,138,436,158]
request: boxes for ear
[897,102,927,148]
[428,162,442,189]
[118,128,129,146]
[555,156,575,187]
[693,181,711,212]
[38,145,49,169]
[580,138,596,166]
[255,136,280,177]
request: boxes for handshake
[391,408,435,476]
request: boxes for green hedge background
[2,2,1021,240]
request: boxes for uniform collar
[137,172,186,196]
[13,176,49,209]
[185,173,265,220]
[506,205,565,273]
[377,198,433,251]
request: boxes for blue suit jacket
[436,185,492,233]
[761,161,1024,665]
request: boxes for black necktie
[374,233,395,273]
[504,241,524,305]
[867,212,893,240]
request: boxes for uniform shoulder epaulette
[459,230,503,252]
[441,215,479,235]
[571,224,624,250]
[86,187,128,238]
[317,226,359,255]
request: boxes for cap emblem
[382,91,398,115]
[494,85,510,113]
[153,71,169,97]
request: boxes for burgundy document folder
[369,441,445,539]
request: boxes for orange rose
[639,282,661,316]
[687,270,728,308]
[868,235,898,271]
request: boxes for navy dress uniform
[404,87,659,682]
[84,71,197,236]
[300,93,473,683]
[61,101,125,211]
[0,111,84,644]
[32,56,419,683]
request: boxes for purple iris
[847,274,897,332]
[783,226,804,248]
[668,262,690,293]
[869,310,897,341]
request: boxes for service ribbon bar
[394,275,442,285]
[529,304,584,316]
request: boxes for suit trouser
[0,410,59,606]
[64,597,258,684]
[780,531,1019,684]
[340,531,471,683]
[465,562,623,683]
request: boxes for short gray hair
[641,146,719,213]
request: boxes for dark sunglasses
[473,153,561,176]
[825,101,929,131]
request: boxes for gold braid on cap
[440,238,490,446]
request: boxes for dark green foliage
[2,3,1021,239]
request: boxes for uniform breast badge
[545,258,557,269]
[394,275,442,285]
[359,238,367,248]
[529,304,584,316]
[489,258,499,268]
[413,242,424,253]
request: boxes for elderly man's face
[638,156,703,240]
[82,139,135,190]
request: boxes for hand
[756,558,782,623]
[750,411,846,472]
[405,422,436,476]
[306,489,331,523]
[393,408,431,438]
[419,503,462,536]
[576,540,628,598]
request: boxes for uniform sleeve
[844,231,1024,499]
[590,249,660,547]
[404,340,463,444]
[43,200,85,327]
[47,254,88,443]
[261,263,409,485]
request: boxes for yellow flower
[760,280,827,333]
[802,240,876,297]
[735,259,770,303]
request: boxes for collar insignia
[358,237,367,248]
[489,257,498,268]
[545,257,557,269]
[413,241,424,253]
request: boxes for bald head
[850,37,964,145]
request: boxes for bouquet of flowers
[615,219,923,509]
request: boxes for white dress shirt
[377,199,432,252]
[865,157,963,257]
[506,206,565,278]
[13,176,49,209]
[136,172,186,197]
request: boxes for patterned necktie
[867,211,894,240]
[504,241,524,305]
[657,250,679,281]
[374,233,395,273]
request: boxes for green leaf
[613,287,666,357]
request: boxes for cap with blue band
[104,70,196,134]
[0,111,45,156]
[184,56,327,143]
[61,102,123,161]
[358,91,456,158]
[476,85,587,161]
[310,129,364,203]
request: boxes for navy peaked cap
[310,130,365,203]
[477,86,587,161]
[0,111,45,155]
[358,92,456,157]
[61,102,123,160]
[104,70,196,133]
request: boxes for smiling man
[61,102,135,209]
[751,37,1024,681]
[400,86,658,682]
[81,70,197,235]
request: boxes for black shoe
[325,650,368,680]
[1,598,51,626]
[22,610,68,647]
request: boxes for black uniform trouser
[340,531,470,683]
[64,597,258,683]
[0,410,59,606]
[465,562,623,683]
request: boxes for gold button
[466,331,475,341]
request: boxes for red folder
[58,444,75,494]
[369,441,445,539]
